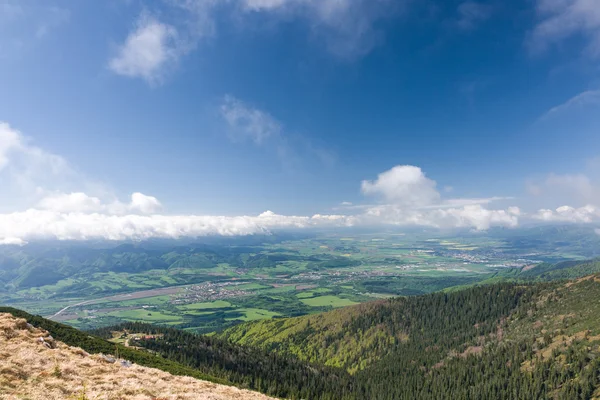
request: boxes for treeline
[93,322,355,399]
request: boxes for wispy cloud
[529,0,600,57]
[0,1,69,56]
[220,95,282,144]
[0,122,111,212]
[527,172,600,208]
[109,13,180,84]
[109,0,401,83]
[34,6,70,38]
[237,0,399,58]
[456,1,493,30]
[0,122,77,197]
[219,95,335,167]
[539,90,600,121]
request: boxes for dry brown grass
[0,313,275,400]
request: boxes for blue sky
[1,0,600,243]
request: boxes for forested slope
[219,273,600,399]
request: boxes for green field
[179,300,232,310]
[300,295,359,307]
[107,309,183,323]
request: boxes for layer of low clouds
[359,165,519,230]
[526,169,600,224]
[533,205,600,223]
[0,209,355,245]
[3,122,600,244]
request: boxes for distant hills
[0,241,356,295]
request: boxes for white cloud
[36,192,162,215]
[456,2,492,30]
[37,192,104,214]
[0,237,26,246]
[530,0,600,56]
[219,95,335,167]
[109,14,179,83]
[358,165,520,230]
[111,0,397,82]
[539,90,600,120]
[0,209,356,244]
[0,122,22,170]
[220,95,281,144]
[361,165,441,206]
[361,204,519,231]
[508,206,521,216]
[0,122,82,204]
[130,192,162,214]
[533,205,600,223]
[8,124,598,244]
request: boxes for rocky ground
[0,313,276,400]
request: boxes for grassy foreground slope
[0,307,352,400]
[0,312,274,400]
